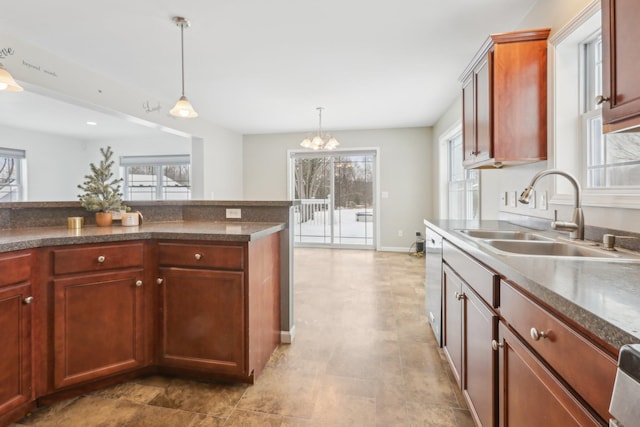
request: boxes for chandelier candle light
[300,107,340,150]
[170,16,198,118]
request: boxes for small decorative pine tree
[77,146,125,212]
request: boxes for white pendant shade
[0,65,23,92]
[300,107,340,150]
[170,95,198,118]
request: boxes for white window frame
[549,0,640,210]
[120,154,191,201]
[0,147,26,202]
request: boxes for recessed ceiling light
[86,121,97,126]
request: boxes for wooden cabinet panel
[0,252,31,288]
[158,268,245,376]
[464,283,497,427]
[442,264,463,386]
[0,283,32,417]
[443,241,498,307]
[53,270,146,389]
[157,242,244,270]
[602,0,640,131]
[461,28,549,168]
[497,323,601,427]
[500,281,616,422]
[53,243,143,275]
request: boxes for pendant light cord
[180,23,185,97]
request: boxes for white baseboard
[280,325,296,344]
[379,246,410,253]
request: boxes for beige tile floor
[12,248,473,427]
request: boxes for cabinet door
[442,265,463,386]
[158,268,245,376]
[474,54,492,163]
[53,270,146,389]
[462,74,476,163]
[602,0,640,130]
[463,284,496,427]
[0,283,32,416]
[497,323,601,427]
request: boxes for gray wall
[243,127,433,250]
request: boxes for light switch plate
[539,191,548,210]
[509,191,517,208]
[226,208,241,219]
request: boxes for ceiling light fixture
[0,63,23,92]
[169,16,198,118]
[300,107,340,150]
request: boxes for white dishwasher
[609,344,640,427]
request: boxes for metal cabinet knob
[454,291,465,301]
[156,278,164,285]
[194,253,202,260]
[491,340,504,351]
[135,280,143,287]
[23,296,34,305]
[97,255,106,263]
[595,95,610,105]
[530,327,548,341]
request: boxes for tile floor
[12,248,473,427]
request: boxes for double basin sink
[457,229,640,262]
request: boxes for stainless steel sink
[481,240,639,260]
[457,229,552,241]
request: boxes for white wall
[243,127,433,250]
[1,31,243,200]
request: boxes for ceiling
[1,0,538,135]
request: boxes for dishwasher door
[424,227,443,346]
[609,344,640,427]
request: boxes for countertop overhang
[425,219,640,352]
[0,221,286,253]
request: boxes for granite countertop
[0,221,286,253]
[424,219,640,352]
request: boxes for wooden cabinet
[497,323,601,426]
[461,28,550,168]
[443,242,499,427]
[601,0,640,132]
[49,243,147,389]
[157,233,280,382]
[0,251,34,425]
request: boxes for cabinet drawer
[500,281,617,421]
[53,243,144,275]
[443,241,498,307]
[0,251,31,287]
[157,242,244,270]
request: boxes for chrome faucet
[519,169,584,240]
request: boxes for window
[120,155,191,200]
[0,147,26,201]
[447,133,479,220]
[582,36,640,189]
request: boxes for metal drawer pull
[194,253,202,260]
[97,255,106,263]
[454,291,465,301]
[156,278,164,285]
[595,95,610,105]
[491,340,504,351]
[23,296,34,304]
[135,280,143,287]
[530,327,548,341]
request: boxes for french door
[290,150,376,248]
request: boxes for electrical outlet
[500,192,508,206]
[529,190,537,209]
[226,208,241,219]
[398,230,403,237]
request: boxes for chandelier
[169,16,198,118]
[300,107,340,150]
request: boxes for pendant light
[0,63,23,92]
[300,107,340,150]
[170,16,198,118]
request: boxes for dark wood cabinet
[0,250,34,426]
[158,267,246,375]
[461,28,549,168]
[49,243,147,390]
[601,0,640,132]
[442,264,463,385]
[497,323,601,427]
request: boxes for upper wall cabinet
[461,28,550,169]
[601,0,640,132]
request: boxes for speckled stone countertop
[0,221,285,253]
[425,219,640,352]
